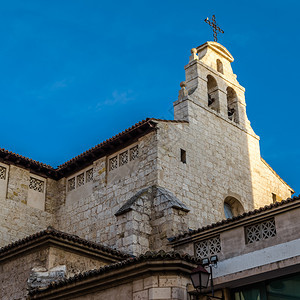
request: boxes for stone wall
[155,42,292,239]
[47,246,109,277]
[0,42,293,259]
[0,198,53,247]
[32,272,191,300]
[1,245,113,300]
[0,248,49,300]
[54,132,158,255]
[0,164,56,247]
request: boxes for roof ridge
[0,118,159,178]
[0,147,54,170]
[56,118,154,170]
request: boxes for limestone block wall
[47,247,110,277]
[0,198,53,247]
[54,132,158,254]
[0,248,49,300]
[156,115,253,232]
[45,177,65,214]
[251,158,293,207]
[167,43,292,235]
[0,246,112,300]
[64,273,191,300]
[6,165,31,204]
[0,164,62,247]
[115,191,153,255]
[114,185,190,253]
[156,105,292,236]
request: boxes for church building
[0,40,299,300]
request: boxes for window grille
[245,219,276,244]
[109,156,118,171]
[0,166,6,180]
[77,173,84,187]
[29,177,44,193]
[68,177,75,192]
[119,151,129,166]
[86,168,93,183]
[130,145,139,161]
[195,236,221,259]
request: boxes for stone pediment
[196,41,234,62]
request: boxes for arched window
[217,59,223,74]
[207,75,219,112]
[226,87,238,123]
[224,196,244,219]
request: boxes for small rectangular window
[77,173,85,187]
[29,177,44,193]
[272,193,276,203]
[68,177,75,192]
[119,150,129,166]
[0,166,6,180]
[109,156,118,171]
[180,149,186,164]
[86,168,93,183]
[130,145,139,161]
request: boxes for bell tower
[168,41,293,228]
[174,42,252,133]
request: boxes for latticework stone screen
[29,177,44,193]
[245,219,276,244]
[0,166,6,180]
[195,236,221,259]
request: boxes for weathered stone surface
[27,265,66,291]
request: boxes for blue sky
[0,0,299,194]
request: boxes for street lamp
[190,265,210,291]
[190,255,224,300]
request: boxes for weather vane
[204,15,224,42]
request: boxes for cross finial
[204,15,224,42]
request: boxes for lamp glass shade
[190,265,210,290]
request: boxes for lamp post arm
[210,264,214,297]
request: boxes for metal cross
[204,15,224,42]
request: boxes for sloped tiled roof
[170,195,300,243]
[29,250,199,297]
[0,118,188,179]
[0,226,131,260]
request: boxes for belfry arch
[207,75,220,112]
[226,86,239,123]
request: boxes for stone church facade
[0,41,297,299]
